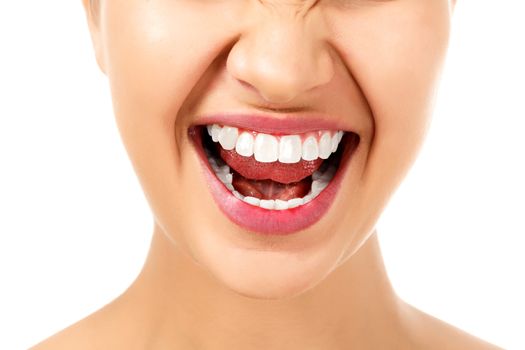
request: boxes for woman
[33,0,500,348]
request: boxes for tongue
[232,172,311,200]
[218,146,324,184]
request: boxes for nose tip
[226,16,334,105]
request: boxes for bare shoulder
[29,297,147,350]
[402,302,503,350]
[30,315,99,350]
[29,306,112,350]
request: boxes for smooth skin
[33,0,500,349]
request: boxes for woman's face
[85,0,452,298]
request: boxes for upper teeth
[207,124,344,163]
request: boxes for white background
[0,1,523,349]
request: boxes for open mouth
[189,120,360,235]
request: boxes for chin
[189,224,344,300]
[215,259,329,300]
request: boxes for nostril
[236,75,299,105]
[237,78,257,92]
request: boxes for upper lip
[192,112,356,135]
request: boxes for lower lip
[191,128,358,235]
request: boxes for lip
[189,122,360,235]
[193,112,355,135]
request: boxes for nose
[226,11,335,104]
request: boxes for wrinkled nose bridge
[258,0,319,17]
[226,3,333,103]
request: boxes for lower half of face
[95,0,451,299]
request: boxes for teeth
[254,133,279,163]
[207,125,345,163]
[208,147,338,211]
[274,199,289,210]
[218,126,238,150]
[287,198,303,208]
[303,194,314,204]
[259,199,275,210]
[244,196,261,206]
[311,179,328,195]
[312,166,335,182]
[235,132,255,157]
[318,132,332,159]
[312,171,322,181]
[233,190,244,200]
[210,124,221,142]
[278,135,302,164]
[331,131,343,153]
[217,172,232,184]
[302,136,319,161]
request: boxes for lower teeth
[207,153,336,211]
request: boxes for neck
[122,225,406,349]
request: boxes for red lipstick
[189,116,360,235]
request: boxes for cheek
[101,0,247,140]
[333,0,449,171]
[329,1,451,145]
[99,0,246,215]
[102,0,233,129]
[326,1,451,234]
